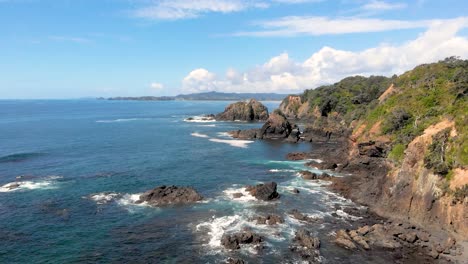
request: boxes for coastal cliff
[280,57,467,241]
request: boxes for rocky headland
[220,58,467,262]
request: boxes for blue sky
[1,0,467,99]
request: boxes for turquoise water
[0,100,389,263]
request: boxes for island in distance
[101,91,289,101]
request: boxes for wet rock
[3,182,20,190]
[245,182,280,201]
[226,258,245,264]
[288,209,317,223]
[286,152,310,161]
[229,129,260,140]
[137,185,203,206]
[255,214,284,225]
[232,193,243,198]
[216,99,269,121]
[292,188,300,194]
[299,171,317,180]
[221,230,263,250]
[294,229,320,249]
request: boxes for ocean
[0,100,389,263]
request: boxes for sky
[0,0,467,99]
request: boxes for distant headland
[99,91,290,101]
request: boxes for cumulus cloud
[181,18,468,94]
[150,82,164,90]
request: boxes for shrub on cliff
[424,128,453,175]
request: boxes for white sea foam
[268,169,297,173]
[191,132,209,138]
[0,176,62,192]
[96,118,151,123]
[216,132,232,138]
[117,193,147,206]
[335,209,362,221]
[223,187,257,202]
[184,115,216,123]
[209,138,253,148]
[197,124,216,127]
[88,192,121,204]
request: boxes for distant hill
[104,91,289,101]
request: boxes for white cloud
[132,0,327,20]
[181,18,468,94]
[182,68,218,92]
[133,0,268,20]
[150,82,164,90]
[361,0,407,11]
[232,16,466,37]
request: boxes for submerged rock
[137,185,203,206]
[245,182,280,201]
[226,258,245,264]
[216,99,269,121]
[288,209,318,223]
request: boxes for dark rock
[229,129,259,139]
[288,209,317,222]
[137,185,203,206]
[226,258,245,264]
[299,170,317,180]
[257,112,294,140]
[246,182,280,201]
[255,214,284,225]
[286,152,310,161]
[292,188,300,194]
[216,99,269,121]
[221,230,263,250]
[232,193,243,198]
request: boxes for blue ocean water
[0,100,390,263]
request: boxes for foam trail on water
[191,132,209,138]
[209,138,253,148]
[0,176,62,192]
[96,118,151,123]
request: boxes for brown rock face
[137,185,203,206]
[216,99,269,121]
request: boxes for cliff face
[345,120,467,238]
[289,58,467,239]
[216,99,269,121]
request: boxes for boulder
[246,182,280,201]
[257,112,294,140]
[255,214,284,225]
[221,230,263,250]
[292,188,300,194]
[137,185,203,206]
[288,209,317,223]
[229,129,259,139]
[216,99,269,121]
[334,230,357,250]
[294,229,320,249]
[299,171,317,180]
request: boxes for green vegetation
[284,57,467,174]
[388,143,406,163]
[424,128,452,175]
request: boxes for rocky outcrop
[221,230,263,250]
[137,185,203,206]
[245,182,280,201]
[254,214,284,225]
[229,111,301,142]
[288,209,319,223]
[216,99,269,121]
[298,171,333,181]
[290,228,321,262]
